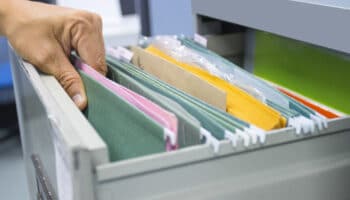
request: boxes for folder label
[131,46,227,111]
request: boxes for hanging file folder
[107,64,202,148]
[76,59,178,151]
[131,46,227,111]
[107,56,266,149]
[180,37,327,133]
[80,72,167,161]
[144,44,286,131]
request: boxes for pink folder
[75,59,178,151]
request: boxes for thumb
[53,52,87,110]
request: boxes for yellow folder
[146,45,287,130]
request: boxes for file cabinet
[11,0,350,199]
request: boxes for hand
[3,1,107,110]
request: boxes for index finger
[71,13,107,75]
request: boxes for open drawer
[10,39,350,200]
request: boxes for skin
[0,0,107,110]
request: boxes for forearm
[0,0,24,36]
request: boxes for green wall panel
[254,32,350,114]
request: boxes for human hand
[2,0,107,110]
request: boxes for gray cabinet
[11,0,350,199]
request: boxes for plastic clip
[164,128,176,146]
[224,130,238,147]
[235,129,250,147]
[200,128,220,153]
[248,126,266,144]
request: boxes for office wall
[148,0,194,36]
[0,37,11,89]
[0,37,8,62]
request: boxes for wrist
[0,0,27,37]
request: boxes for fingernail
[72,94,83,106]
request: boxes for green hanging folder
[107,58,226,137]
[107,66,202,148]
[106,57,258,147]
[80,71,165,161]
